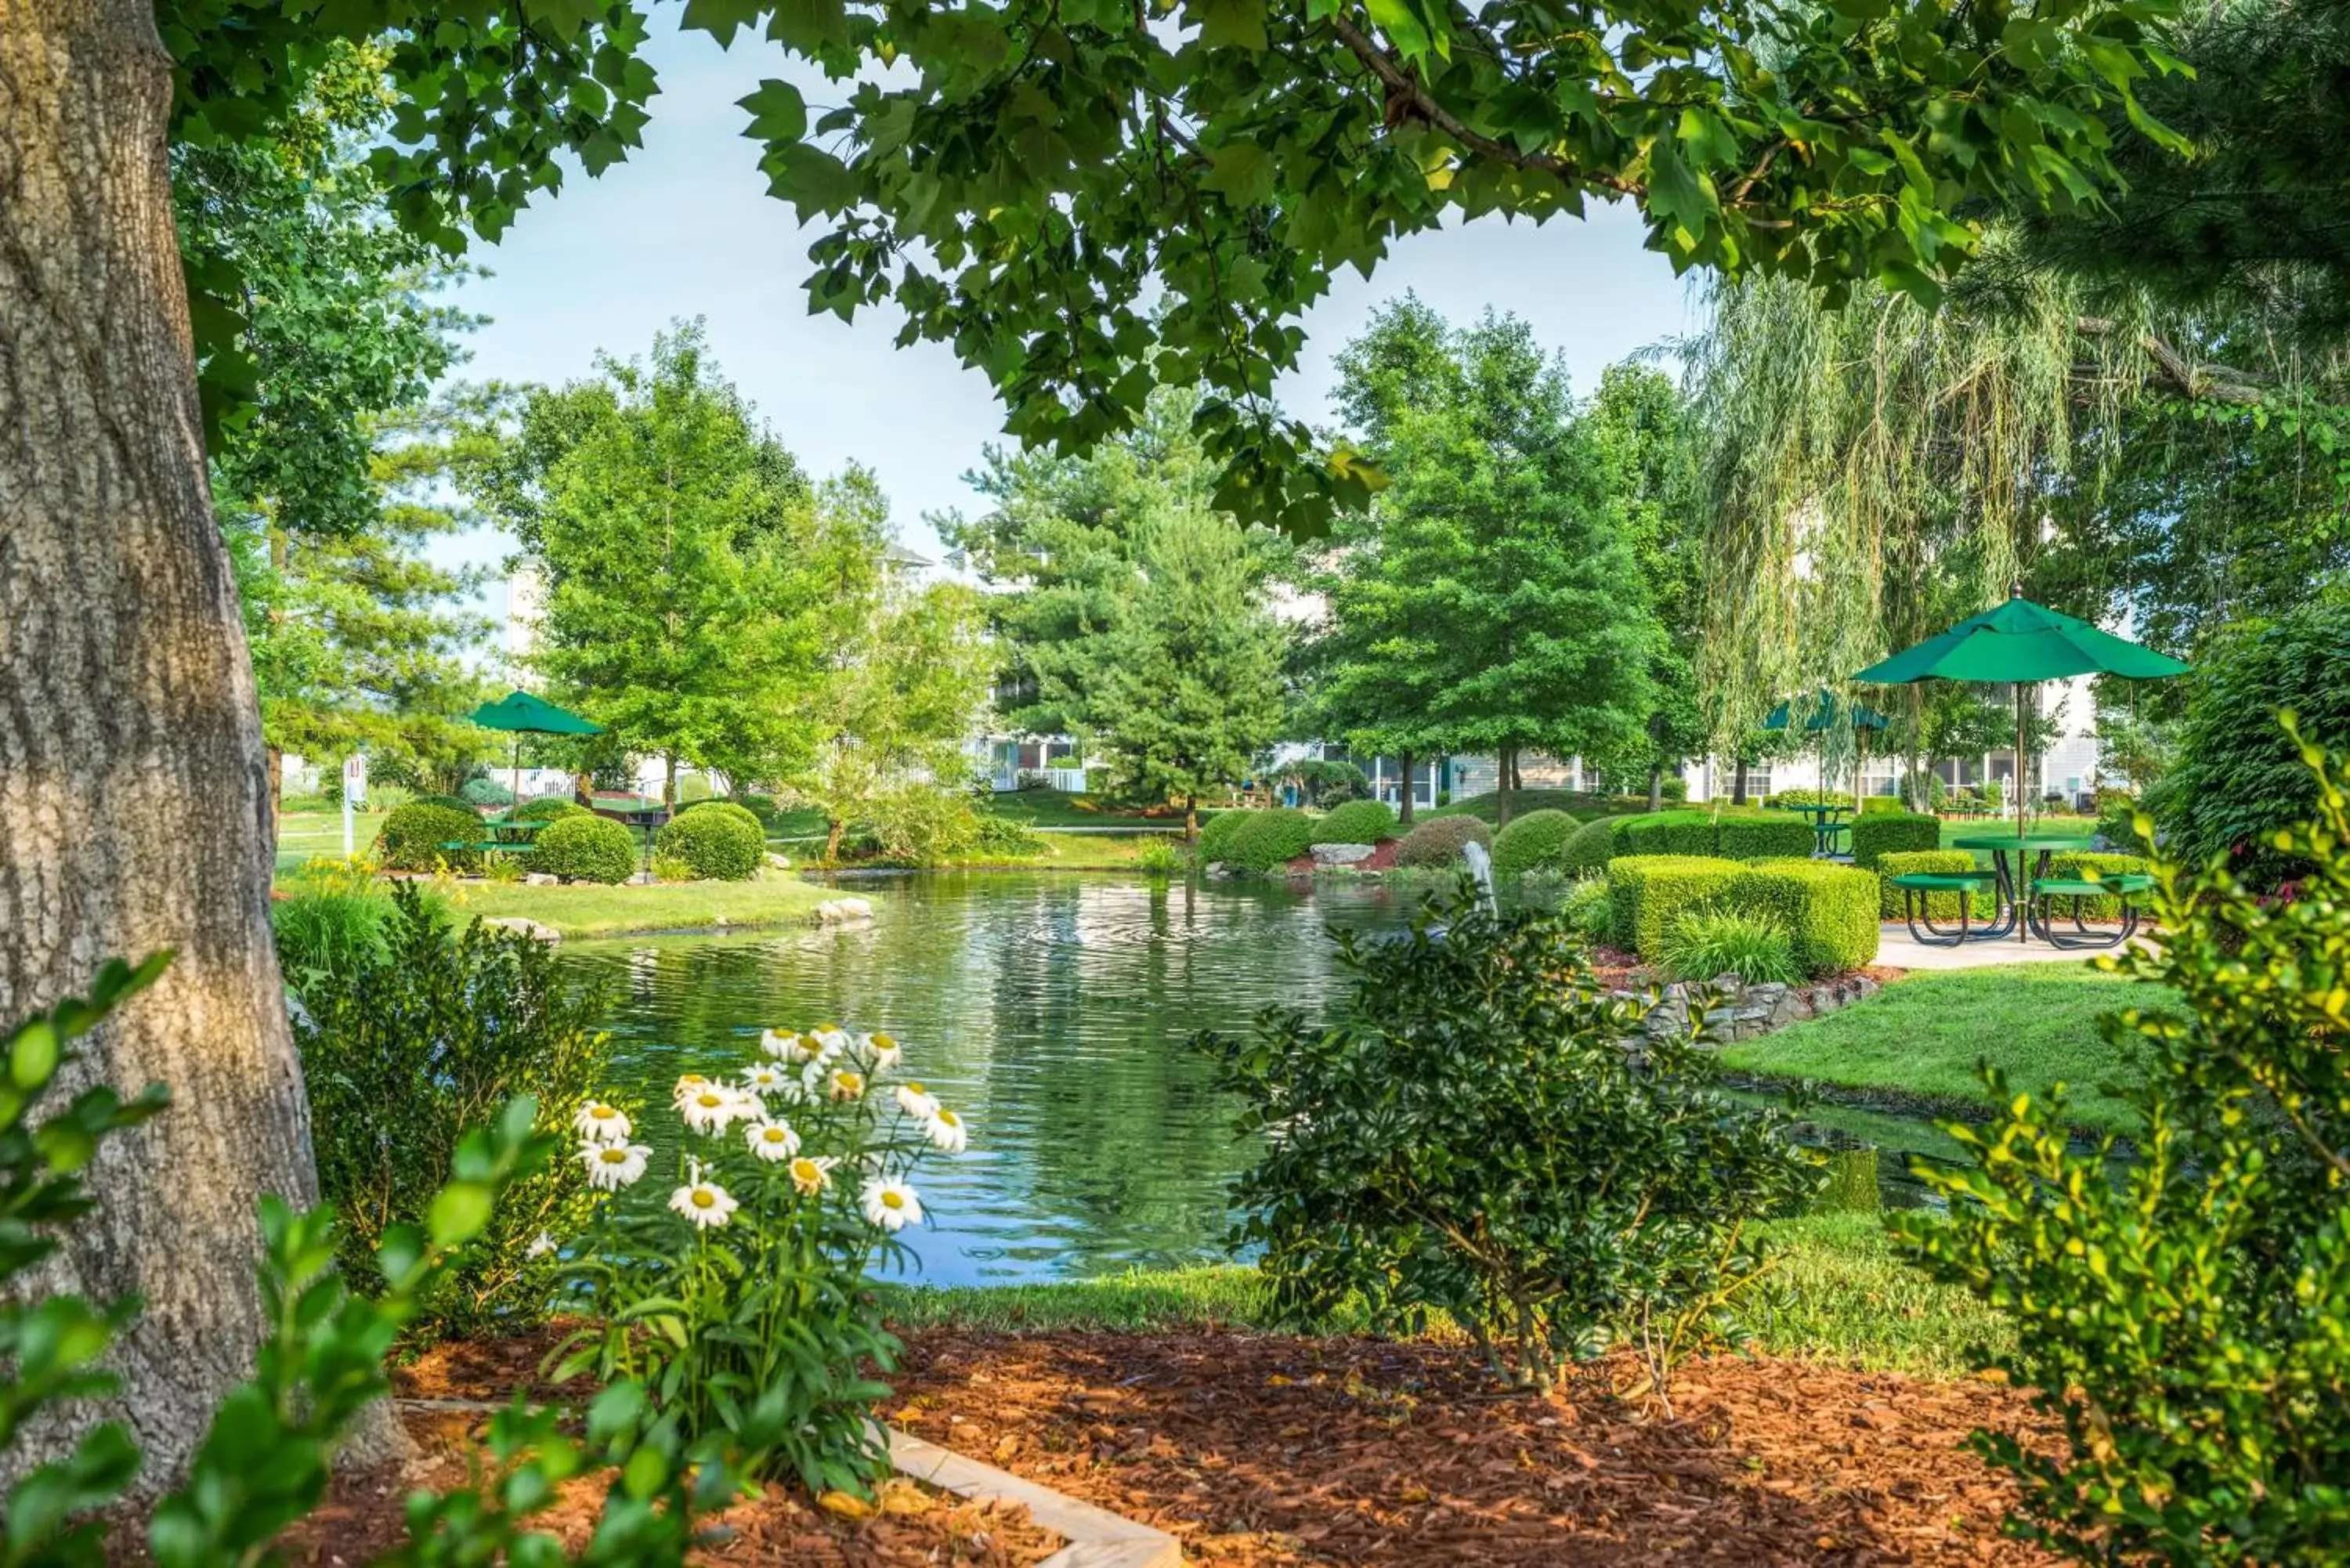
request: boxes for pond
[560,872,1430,1288]
[560,870,1954,1289]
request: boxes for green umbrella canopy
[1852,595,2189,685]
[1765,688,1892,732]
[467,691,604,736]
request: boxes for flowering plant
[554,1024,971,1494]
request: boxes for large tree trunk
[1731,759,1750,806]
[1646,765,1663,812]
[1395,750,1415,828]
[0,1,338,1487]
[1495,744,1515,828]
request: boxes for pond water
[559,871,1951,1289]
[559,872,1429,1287]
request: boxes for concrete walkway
[1877,922,2153,970]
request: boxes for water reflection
[560,873,1422,1286]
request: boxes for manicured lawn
[943,831,1180,869]
[1719,963,2173,1135]
[1424,789,1652,825]
[979,789,1192,828]
[879,1213,2008,1378]
[276,807,376,875]
[453,872,833,938]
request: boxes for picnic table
[1786,801,1853,857]
[1944,832,2147,948]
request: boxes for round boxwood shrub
[677,798,767,840]
[1224,807,1316,872]
[512,797,589,823]
[1394,815,1492,869]
[1196,809,1253,865]
[530,814,637,884]
[1490,809,1581,876]
[460,775,515,807]
[1556,815,1625,874]
[654,804,765,880]
[374,803,485,873]
[1311,799,1398,846]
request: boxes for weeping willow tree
[1687,257,2152,799]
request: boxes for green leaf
[1201,142,1278,208]
[738,78,808,144]
[426,1181,495,1248]
[1189,0,1270,50]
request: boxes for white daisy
[745,1118,801,1162]
[741,1064,790,1097]
[811,1024,851,1059]
[895,1082,939,1119]
[789,1154,836,1195]
[580,1141,652,1191]
[680,1086,752,1136]
[861,1176,923,1232]
[671,1073,714,1107]
[924,1105,969,1154]
[573,1101,633,1143]
[668,1169,739,1230]
[759,1028,804,1061]
[826,1068,866,1103]
[857,1031,905,1074]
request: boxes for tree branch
[2076,316,2269,404]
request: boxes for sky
[435,17,1698,623]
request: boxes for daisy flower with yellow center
[924,1106,969,1154]
[573,1101,632,1143]
[788,1154,836,1195]
[826,1068,866,1103]
[682,1086,750,1136]
[860,1176,924,1232]
[667,1165,739,1230]
[745,1118,801,1162]
[895,1082,939,1118]
[671,1073,712,1107]
[579,1141,653,1191]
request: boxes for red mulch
[387,1326,2054,1565]
[887,1331,2055,1566]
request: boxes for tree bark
[1184,797,1198,843]
[1496,744,1515,828]
[1731,758,1750,806]
[0,0,342,1487]
[1646,764,1663,812]
[1396,750,1415,828]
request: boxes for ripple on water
[559,872,1419,1286]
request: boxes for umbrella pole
[512,735,522,811]
[2015,681,2028,844]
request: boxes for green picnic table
[1787,801,1853,857]
[1950,832,2105,946]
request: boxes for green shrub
[655,804,765,880]
[1893,741,2350,1563]
[461,775,515,807]
[1857,796,1907,815]
[1196,883,1820,1398]
[650,854,700,883]
[374,801,486,873]
[1224,807,1316,872]
[1850,810,1940,869]
[408,791,480,813]
[2153,594,2350,887]
[512,796,589,823]
[1196,808,1252,864]
[1660,908,1801,985]
[1723,860,1880,974]
[1875,849,1994,921]
[1556,815,1625,873]
[295,883,608,1330]
[1763,788,1837,810]
[1310,799,1398,846]
[530,813,637,883]
[1394,815,1492,869]
[972,813,1047,856]
[1560,875,1613,942]
[738,790,781,826]
[859,782,981,865]
[1136,836,1182,876]
[1606,854,1744,956]
[2041,850,2153,922]
[677,798,765,836]
[1659,775,1688,801]
[1616,810,1720,858]
[1490,808,1582,876]
[272,860,400,989]
[1716,812,1815,861]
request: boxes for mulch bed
[888,1331,2055,1566]
[390,1326,2052,1565]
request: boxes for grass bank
[1719,964,2170,1135]
[980,789,1198,829]
[451,872,833,938]
[880,1214,2010,1378]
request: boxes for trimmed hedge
[374,803,484,873]
[655,806,765,880]
[1556,815,1625,874]
[1726,860,1880,974]
[512,797,589,823]
[1875,850,1994,920]
[1196,808,1253,865]
[1310,799,1398,846]
[1224,807,1316,872]
[1490,809,1581,876]
[1716,813,1816,861]
[1394,815,1491,869]
[1617,809,1812,862]
[1605,854,1744,956]
[678,798,767,840]
[2042,851,2153,921]
[1851,811,1940,869]
[530,815,637,883]
[1858,797,1908,816]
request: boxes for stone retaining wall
[1629,971,1883,1045]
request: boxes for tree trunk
[0,0,349,1487]
[826,818,845,862]
[1496,745,1515,828]
[266,744,284,840]
[1396,750,1415,828]
[1184,797,1198,843]
[662,751,678,811]
[1646,764,1663,812]
[1731,759,1750,806]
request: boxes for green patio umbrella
[467,690,603,807]
[1851,587,2189,842]
[1766,689,1893,813]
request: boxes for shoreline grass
[446,872,833,939]
[1719,964,2168,1136]
[880,1214,2010,1379]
